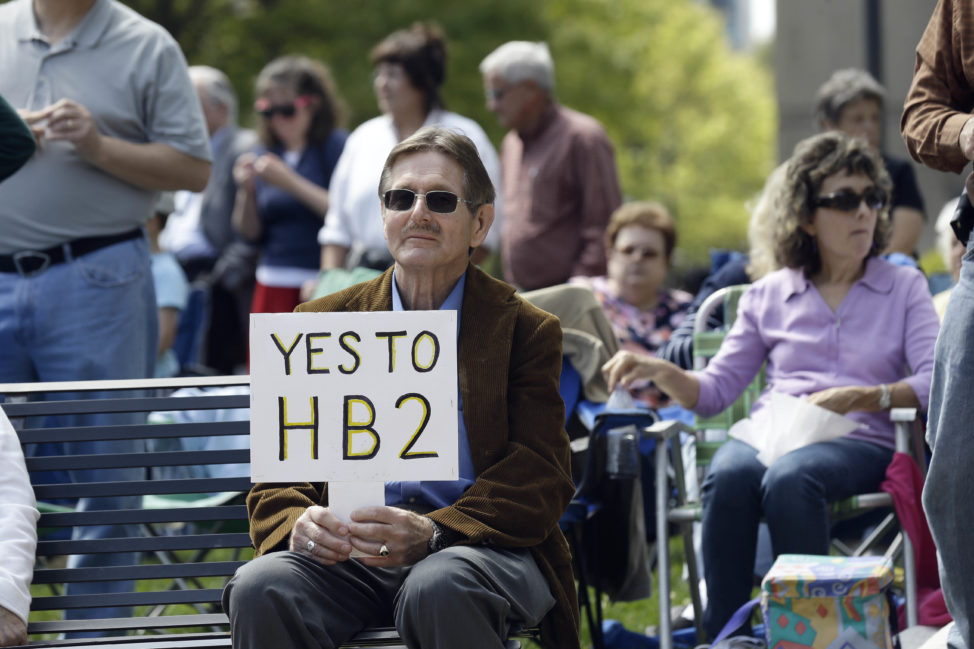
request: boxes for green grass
[524,535,693,649]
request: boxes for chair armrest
[575,399,658,432]
[643,419,693,442]
[891,407,917,455]
[890,407,917,422]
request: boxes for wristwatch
[427,520,448,554]
[879,384,891,410]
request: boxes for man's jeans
[0,236,156,626]
[924,232,974,649]
[700,437,892,639]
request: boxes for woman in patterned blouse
[572,201,691,407]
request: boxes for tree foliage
[119,0,775,264]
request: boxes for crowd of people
[2,0,972,647]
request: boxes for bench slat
[31,588,226,610]
[4,393,249,418]
[18,420,248,444]
[40,504,248,527]
[27,449,250,472]
[33,561,247,584]
[37,533,252,556]
[23,632,232,649]
[28,614,230,634]
[33,477,252,499]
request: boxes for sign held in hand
[249,311,459,484]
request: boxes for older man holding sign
[224,127,578,649]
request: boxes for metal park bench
[3,375,537,649]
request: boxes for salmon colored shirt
[500,103,621,290]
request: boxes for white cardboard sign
[249,311,458,483]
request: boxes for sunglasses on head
[814,187,886,212]
[255,95,312,119]
[382,189,473,214]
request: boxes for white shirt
[317,109,503,258]
[160,190,215,261]
[0,406,39,624]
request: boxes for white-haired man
[480,41,622,291]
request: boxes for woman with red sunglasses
[232,56,348,315]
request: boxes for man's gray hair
[479,41,555,94]
[814,68,886,128]
[189,65,238,126]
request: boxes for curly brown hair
[255,55,347,150]
[774,131,892,276]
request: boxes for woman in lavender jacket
[604,131,939,639]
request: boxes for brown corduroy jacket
[246,264,580,649]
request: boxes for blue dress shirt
[384,271,475,509]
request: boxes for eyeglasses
[613,245,661,261]
[485,86,511,102]
[255,95,312,119]
[814,187,886,212]
[382,189,473,214]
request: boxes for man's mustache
[402,221,441,237]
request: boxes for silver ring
[378,544,390,557]
[306,539,315,553]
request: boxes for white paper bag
[729,392,860,466]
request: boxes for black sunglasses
[382,189,473,214]
[814,187,886,212]
[254,95,311,120]
[259,104,297,119]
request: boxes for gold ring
[378,544,390,557]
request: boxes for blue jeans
[924,232,974,649]
[700,437,892,638]
[0,236,157,627]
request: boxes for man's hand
[961,115,974,160]
[17,108,48,143]
[42,99,102,160]
[805,386,869,415]
[289,505,354,566]
[347,506,435,567]
[0,605,26,648]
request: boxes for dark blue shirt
[255,130,348,270]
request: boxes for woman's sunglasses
[382,189,473,214]
[255,95,312,119]
[813,187,886,212]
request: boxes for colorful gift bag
[761,554,893,649]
